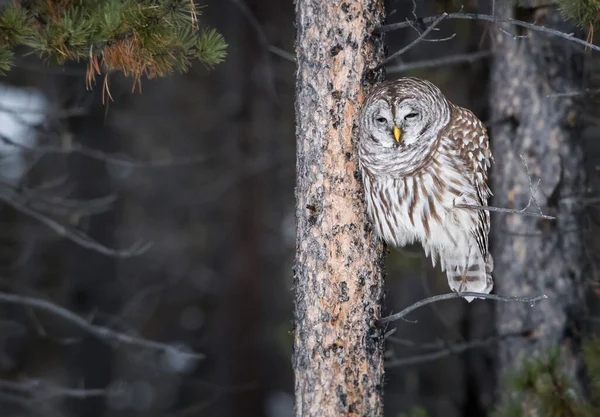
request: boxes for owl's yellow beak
[393,125,402,143]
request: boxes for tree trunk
[490,2,586,384]
[293,1,386,416]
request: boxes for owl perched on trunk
[358,77,494,302]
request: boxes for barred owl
[358,77,494,302]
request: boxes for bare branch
[28,193,117,216]
[455,153,555,220]
[0,291,205,360]
[0,179,117,216]
[268,45,296,63]
[0,186,151,258]
[497,25,530,39]
[454,202,556,220]
[403,17,456,43]
[0,134,210,169]
[377,12,600,52]
[423,33,456,42]
[518,153,543,214]
[387,50,490,73]
[379,292,547,325]
[0,379,106,401]
[383,328,397,339]
[376,13,449,70]
[386,330,531,368]
[546,88,600,98]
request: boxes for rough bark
[293,1,386,416]
[490,2,586,384]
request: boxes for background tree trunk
[293,1,386,416]
[490,1,586,387]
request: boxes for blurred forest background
[0,0,599,416]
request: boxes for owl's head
[358,78,451,175]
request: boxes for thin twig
[498,25,530,39]
[28,193,117,216]
[410,0,418,21]
[0,134,209,169]
[386,330,531,368]
[404,18,456,42]
[0,179,117,216]
[383,328,397,339]
[0,291,205,360]
[405,17,425,37]
[454,153,555,220]
[377,12,600,52]
[546,88,600,98]
[0,379,106,401]
[376,13,449,69]
[268,45,296,63]
[379,292,547,325]
[454,203,555,220]
[0,187,151,258]
[387,50,490,73]
[422,33,457,42]
[518,153,543,214]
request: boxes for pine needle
[0,0,227,96]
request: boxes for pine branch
[556,0,600,29]
[0,1,227,94]
[493,344,598,417]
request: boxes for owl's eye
[404,112,419,120]
[375,116,388,125]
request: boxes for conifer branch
[0,1,227,92]
[556,0,600,31]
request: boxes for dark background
[0,1,598,416]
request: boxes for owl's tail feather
[445,250,494,303]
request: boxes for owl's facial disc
[393,100,427,147]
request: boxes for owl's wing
[448,106,494,258]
